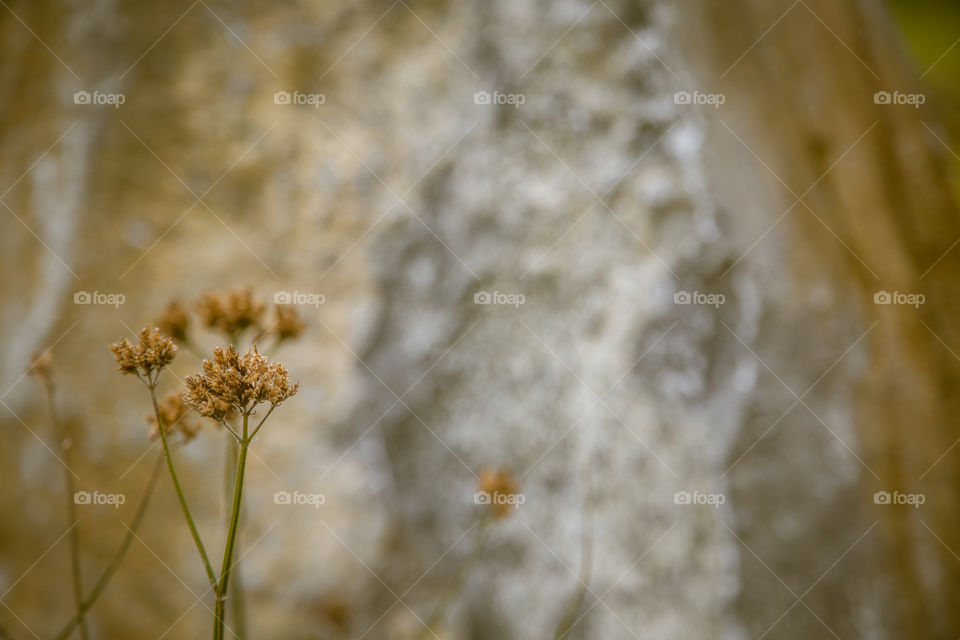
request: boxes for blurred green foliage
[889,0,960,137]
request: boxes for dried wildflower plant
[109,327,177,384]
[185,346,298,422]
[272,304,306,343]
[18,289,532,640]
[108,307,300,640]
[146,392,201,442]
[197,288,265,339]
[478,468,520,520]
[154,286,308,357]
[156,300,190,343]
[26,352,91,640]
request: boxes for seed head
[183,345,298,419]
[109,328,177,378]
[477,468,520,519]
[272,305,305,342]
[196,288,264,337]
[146,392,201,442]
[157,300,190,342]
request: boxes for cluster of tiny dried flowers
[146,392,201,442]
[477,468,520,519]
[156,300,190,343]
[196,288,264,337]
[109,328,177,381]
[184,345,298,420]
[272,304,306,342]
[154,287,307,347]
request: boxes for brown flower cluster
[477,468,520,519]
[155,287,307,347]
[184,346,298,419]
[146,392,201,442]
[197,288,264,337]
[273,305,306,342]
[156,301,190,342]
[109,328,177,379]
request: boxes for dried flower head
[272,305,306,342]
[157,300,190,342]
[27,351,54,384]
[477,468,520,519]
[184,345,298,419]
[314,595,351,633]
[146,392,201,442]
[196,288,264,337]
[109,328,177,379]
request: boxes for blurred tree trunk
[1,0,959,639]
[682,1,960,637]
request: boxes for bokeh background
[2,0,960,638]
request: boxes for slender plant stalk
[146,381,218,590]
[223,334,250,639]
[40,380,89,640]
[415,515,492,640]
[224,332,248,638]
[224,433,248,639]
[213,413,249,640]
[51,454,164,640]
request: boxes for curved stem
[213,413,249,640]
[41,380,89,640]
[147,383,218,590]
[50,453,164,640]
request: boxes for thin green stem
[41,380,89,640]
[218,419,242,443]
[224,433,248,639]
[50,454,164,640]
[147,382,218,590]
[213,413,249,640]
[246,404,275,442]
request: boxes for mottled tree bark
[0,1,958,638]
